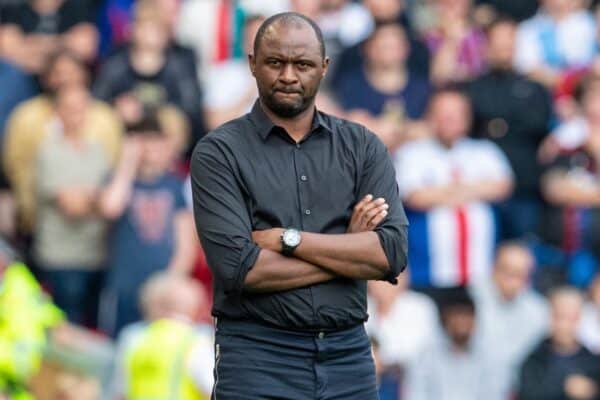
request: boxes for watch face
[283,229,301,247]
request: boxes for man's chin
[268,101,306,118]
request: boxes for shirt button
[305,209,311,215]
[318,332,325,339]
[296,143,301,149]
[300,175,307,181]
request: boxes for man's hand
[565,374,598,400]
[252,228,284,252]
[347,194,388,233]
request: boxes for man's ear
[322,57,330,78]
[249,54,256,77]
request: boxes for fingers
[364,203,389,229]
[358,197,386,222]
[353,194,374,215]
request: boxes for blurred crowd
[3,0,600,399]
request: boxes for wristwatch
[281,228,302,256]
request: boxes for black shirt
[467,69,552,198]
[191,101,408,332]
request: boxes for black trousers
[212,319,379,400]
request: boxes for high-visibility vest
[125,319,207,400]
[0,262,64,397]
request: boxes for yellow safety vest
[0,262,64,397]
[126,319,207,400]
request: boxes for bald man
[191,12,408,399]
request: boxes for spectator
[424,0,487,85]
[334,22,431,150]
[367,272,438,371]
[0,0,98,74]
[330,0,431,94]
[467,17,552,239]
[98,113,196,337]
[539,77,600,288]
[471,242,549,398]
[517,287,600,400]
[32,84,111,326]
[93,0,205,150]
[203,14,264,130]
[580,273,600,354]
[108,271,213,400]
[367,272,438,400]
[404,287,503,400]
[514,0,596,89]
[395,88,513,290]
[3,49,122,236]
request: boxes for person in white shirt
[471,242,549,398]
[367,271,438,370]
[514,0,596,88]
[579,274,600,354]
[394,87,514,290]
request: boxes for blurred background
[2,0,600,399]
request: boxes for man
[395,87,513,290]
[518,287,600,400]
[467,17,552,240]
[191,12,408,399]
[404,287,502,400]
[470,242,548,398]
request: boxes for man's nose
[279,63,298,84]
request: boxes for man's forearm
[293,231,389,280]
[244,249,336,293]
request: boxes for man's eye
[268,60,281,66]
[297,62,309,68]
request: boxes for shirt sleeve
[358,130,409,283]
[477,140,514,181]
[190,137,261,295]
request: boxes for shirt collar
[249,99,332,140]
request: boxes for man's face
[45,55,87,92]
[487,22,516,69]
[56,85,90,133]
[133,18,169,52]
[442,306,475,347]
[493,246,533,301]
[551,294,582,347]
[428,92,471,147]
[364,25,408,70]
[363,0,404,23]
[250,22,329,118]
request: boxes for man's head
[427,87,472,147]
[493,242,535,301]
[132,0,170,52]
[438,287,476,348]
[55,84,90,134]
[43,49,89,94]
[363,22,409,71]
[127,111,174,176]
[549,287,584,349]
[250,12,329,118]
[363,0,404,23]
[485,18,517,70]
[140,271,207,322]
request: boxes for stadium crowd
[2,0,600,399]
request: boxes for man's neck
[366,65,407,94]
[130,48,166,76]
[260,100,316,143]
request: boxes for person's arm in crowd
[517,354,571,400]
[98,137,140,219]
[191,138,337,294]
[0,22,97,73]
[167,210,197,274]
[542,170,600,207]
[253,132,408,283]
